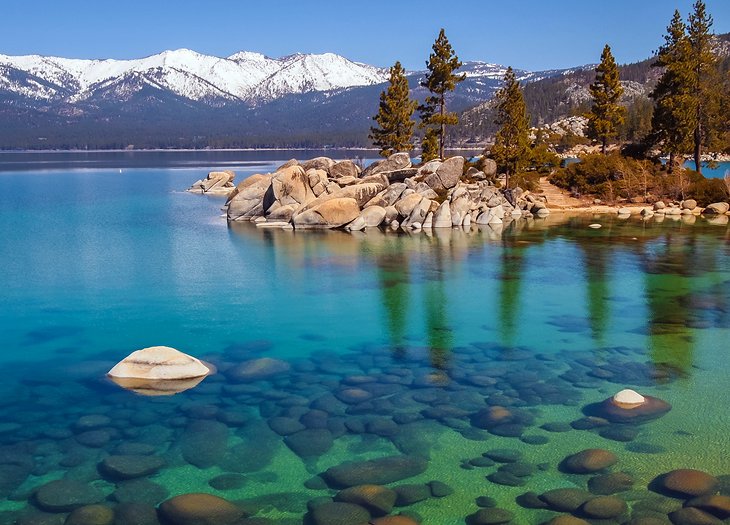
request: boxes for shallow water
[0,160,729,525]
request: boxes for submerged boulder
[158,494,244,525]
[586,393,671,423]
[323,456,428,488]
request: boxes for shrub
[511,172,541,192]
[550,153,659,202]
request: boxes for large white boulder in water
[612,389,645,409]
[108,346,210,380]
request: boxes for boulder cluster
[187,171,236,195]
[191,153,550,230]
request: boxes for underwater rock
[668,507,723,525]
[483,449,522,463]
[465,507,514,524]
[498,462,536,477]
[112,479,168,505]
[486,472,525,487]
[599,425,639,442]
[333,485,396,516]
[208,474,247,491]
[561,449,618,474]
[34,480,104,512]
[588,472,634,495]
[515,492,547,509]
[323,456,428,488]
[586,395,671,424]
[284,428,333,458]
[685,495,730,519]
[427,481,453,498]
[653,469,719,498]
[368,517,420,525]
[227,358,290,381]
[108,347,210,381]
[539,488,593,512]
[541,422,573,433]
[181,420,228,469]
[113,502,161,525]
[476,496,497,508]
[581,495,628,519]
[158,494,244,525]
[393,484,430,506]
[99,455,165,480]
[308,502,370,525]
[64,505,114,525]
[545,516,591,525]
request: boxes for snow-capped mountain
[0,47,581,150]
[0,48,389,105]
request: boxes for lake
[0,152,729,525]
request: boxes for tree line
[369,1,729,184]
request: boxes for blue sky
[2,0,729,70]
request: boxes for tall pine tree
[491,67,530,189]
[369,61,417,157]
[419,29,465,159]
[687,0,721,173]
[650,10,693,173]
[587,45,625,154]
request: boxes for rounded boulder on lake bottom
[323,456,428,488]
[333,485,396,516]
[581,495,628,519]
[157,494,244,525]
[465,507,514,525]
[34,480,104,513]
[561,449,618,474]
[654,469,719,498]
[64,505,114,525]
[308,502,370,525]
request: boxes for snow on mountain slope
[252,53,387,101]
[0,49,388,105]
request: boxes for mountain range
[0,48,579,149]
[0,36,726,150]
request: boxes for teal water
[0,157,729,525]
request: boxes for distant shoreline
[0,147,483,154]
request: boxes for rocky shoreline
[188,155,730,230]
[189,154,550,231]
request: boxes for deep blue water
[0,154,729,525]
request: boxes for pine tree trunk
[668,152,674,175]
[601,137,606,155]
[694,122,702,174]
[439,94,445,159]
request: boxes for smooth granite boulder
[323,456,428,488]
[108,347,210,381]
[561,449,618,474]
[34,480,104,512]
[334,485,396,516]
[293,197,361,229]
[653,469,719,498]
[157,494,244,525]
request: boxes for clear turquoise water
[0,156,729,525]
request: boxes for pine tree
[650,10,693,173]
[369,61,417,157]
[419,28,465,159]
[491,67,530,189]
[686,0,721,173]
[587,45,625,154]
[421,128,440,162]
